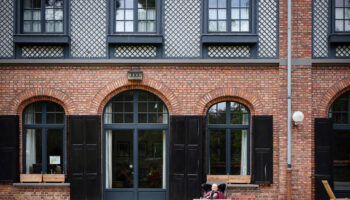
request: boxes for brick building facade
[0,0,349,200]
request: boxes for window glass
[334,0,350,32]
[47,129,63,174]
[329,93,348,124]
[107,130,134,188]
[138,130,165,188]
[230,0,249,32]
[24,101,65,174]
[333,130,350,191]
[23,0,41,33]
[209,130,226,174]
[207,101,250,175]
[26,129,42,174]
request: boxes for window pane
[218,21,226,31]
[336,0,344,7]
[33,0,41,8]
[113,113,123,123]
[147,9,156,20]
[241,20,249,31]
[209,0,218,8]
[46,0,54,7]
[24,10,32,20]
[138,130,165,188]
[139,103,147,112]
[208,114,217,124]
[218,9,227,20]
[24,21,32,32]
[138,21,147,31]
[231,0,239,7]
[125,113,133,123]
[109,130,134,188]
[209,9,217,20]
[346,8,350,19]
[125,0,133,8]
[33,10,41,20]
[116,21,125,32]
[230,130,248,175]
[35,113,42,124]
[26,129,42,174]
[147,0,155,7]
[148,114,157,123]
[138,9,146,20]
[240,8,249,19]
[55,0,63,8]
[346,20,350,31]
[56,113,64,124]
[231,20,239,31]
[46,21,55,32]
[47,129,63,174]
[231,8,239,19]
[116,0,124,8]
[116,10,125,20]
[125,21,134,32]
[241,0,249,7]
[336,20,344,31]
[147,21,156,32]
[55,21,63,32]
[139,113,147,123]
[346,0,350,7]
[47,113,55,123]
[46,9,54,20]
[125,9,133,20]
[24,0,32,9]
[218,0,226,8]
[55,9,63,20]
[336,8,344,19]
[125,103,133,112]
[333,130,350,191]
[209,130,226,174]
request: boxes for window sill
[13,183,70,187]
[207,175,251,184]
[202,34,258,45]
[13,34,69,45]
[329,34,350,45]
[107,34,163,45]
[227,183,259,188]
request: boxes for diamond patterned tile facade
[208,46,250,58]
[114,46,157,58]
[22,46,64,58]
[336,45,350,57]
[0,0,14,58]
[313,0,329,58]
[258,0,278,58]
[164,0,201,58]
[70,0,107,58]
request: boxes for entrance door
[103,91,169,200]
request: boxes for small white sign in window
[49,156,61,165]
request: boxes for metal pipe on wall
[287,0,293,199]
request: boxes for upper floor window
[208,0,250,32]
[335,0,350,32]
[114,0,156,33]
[23,101,65,174]
[22,0,64,33]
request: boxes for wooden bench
[322,180,350,200]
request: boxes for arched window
[207,101,250,175]
[329,91,350,192]
[23,101,65,174]
[103,90,168,194]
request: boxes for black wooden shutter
[170,116,204,200]
[314,118,333,200]
[0,116,19,182]
[68,116,101,200]
[252,115,273,184]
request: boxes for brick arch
[90,77,179,115]
[195,88,264,115]
[317,78,350,118]
[10,88,75,115]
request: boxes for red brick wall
[0,183,69,200]
[1,64,349,199]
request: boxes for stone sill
[227,184,259,188]
[13,183,70,187]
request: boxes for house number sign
[128,69,143,81]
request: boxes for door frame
[101,90,170,200]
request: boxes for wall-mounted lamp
[292,111,304,125]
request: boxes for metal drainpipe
[287,0,292,199]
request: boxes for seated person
[203,183,227,199]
